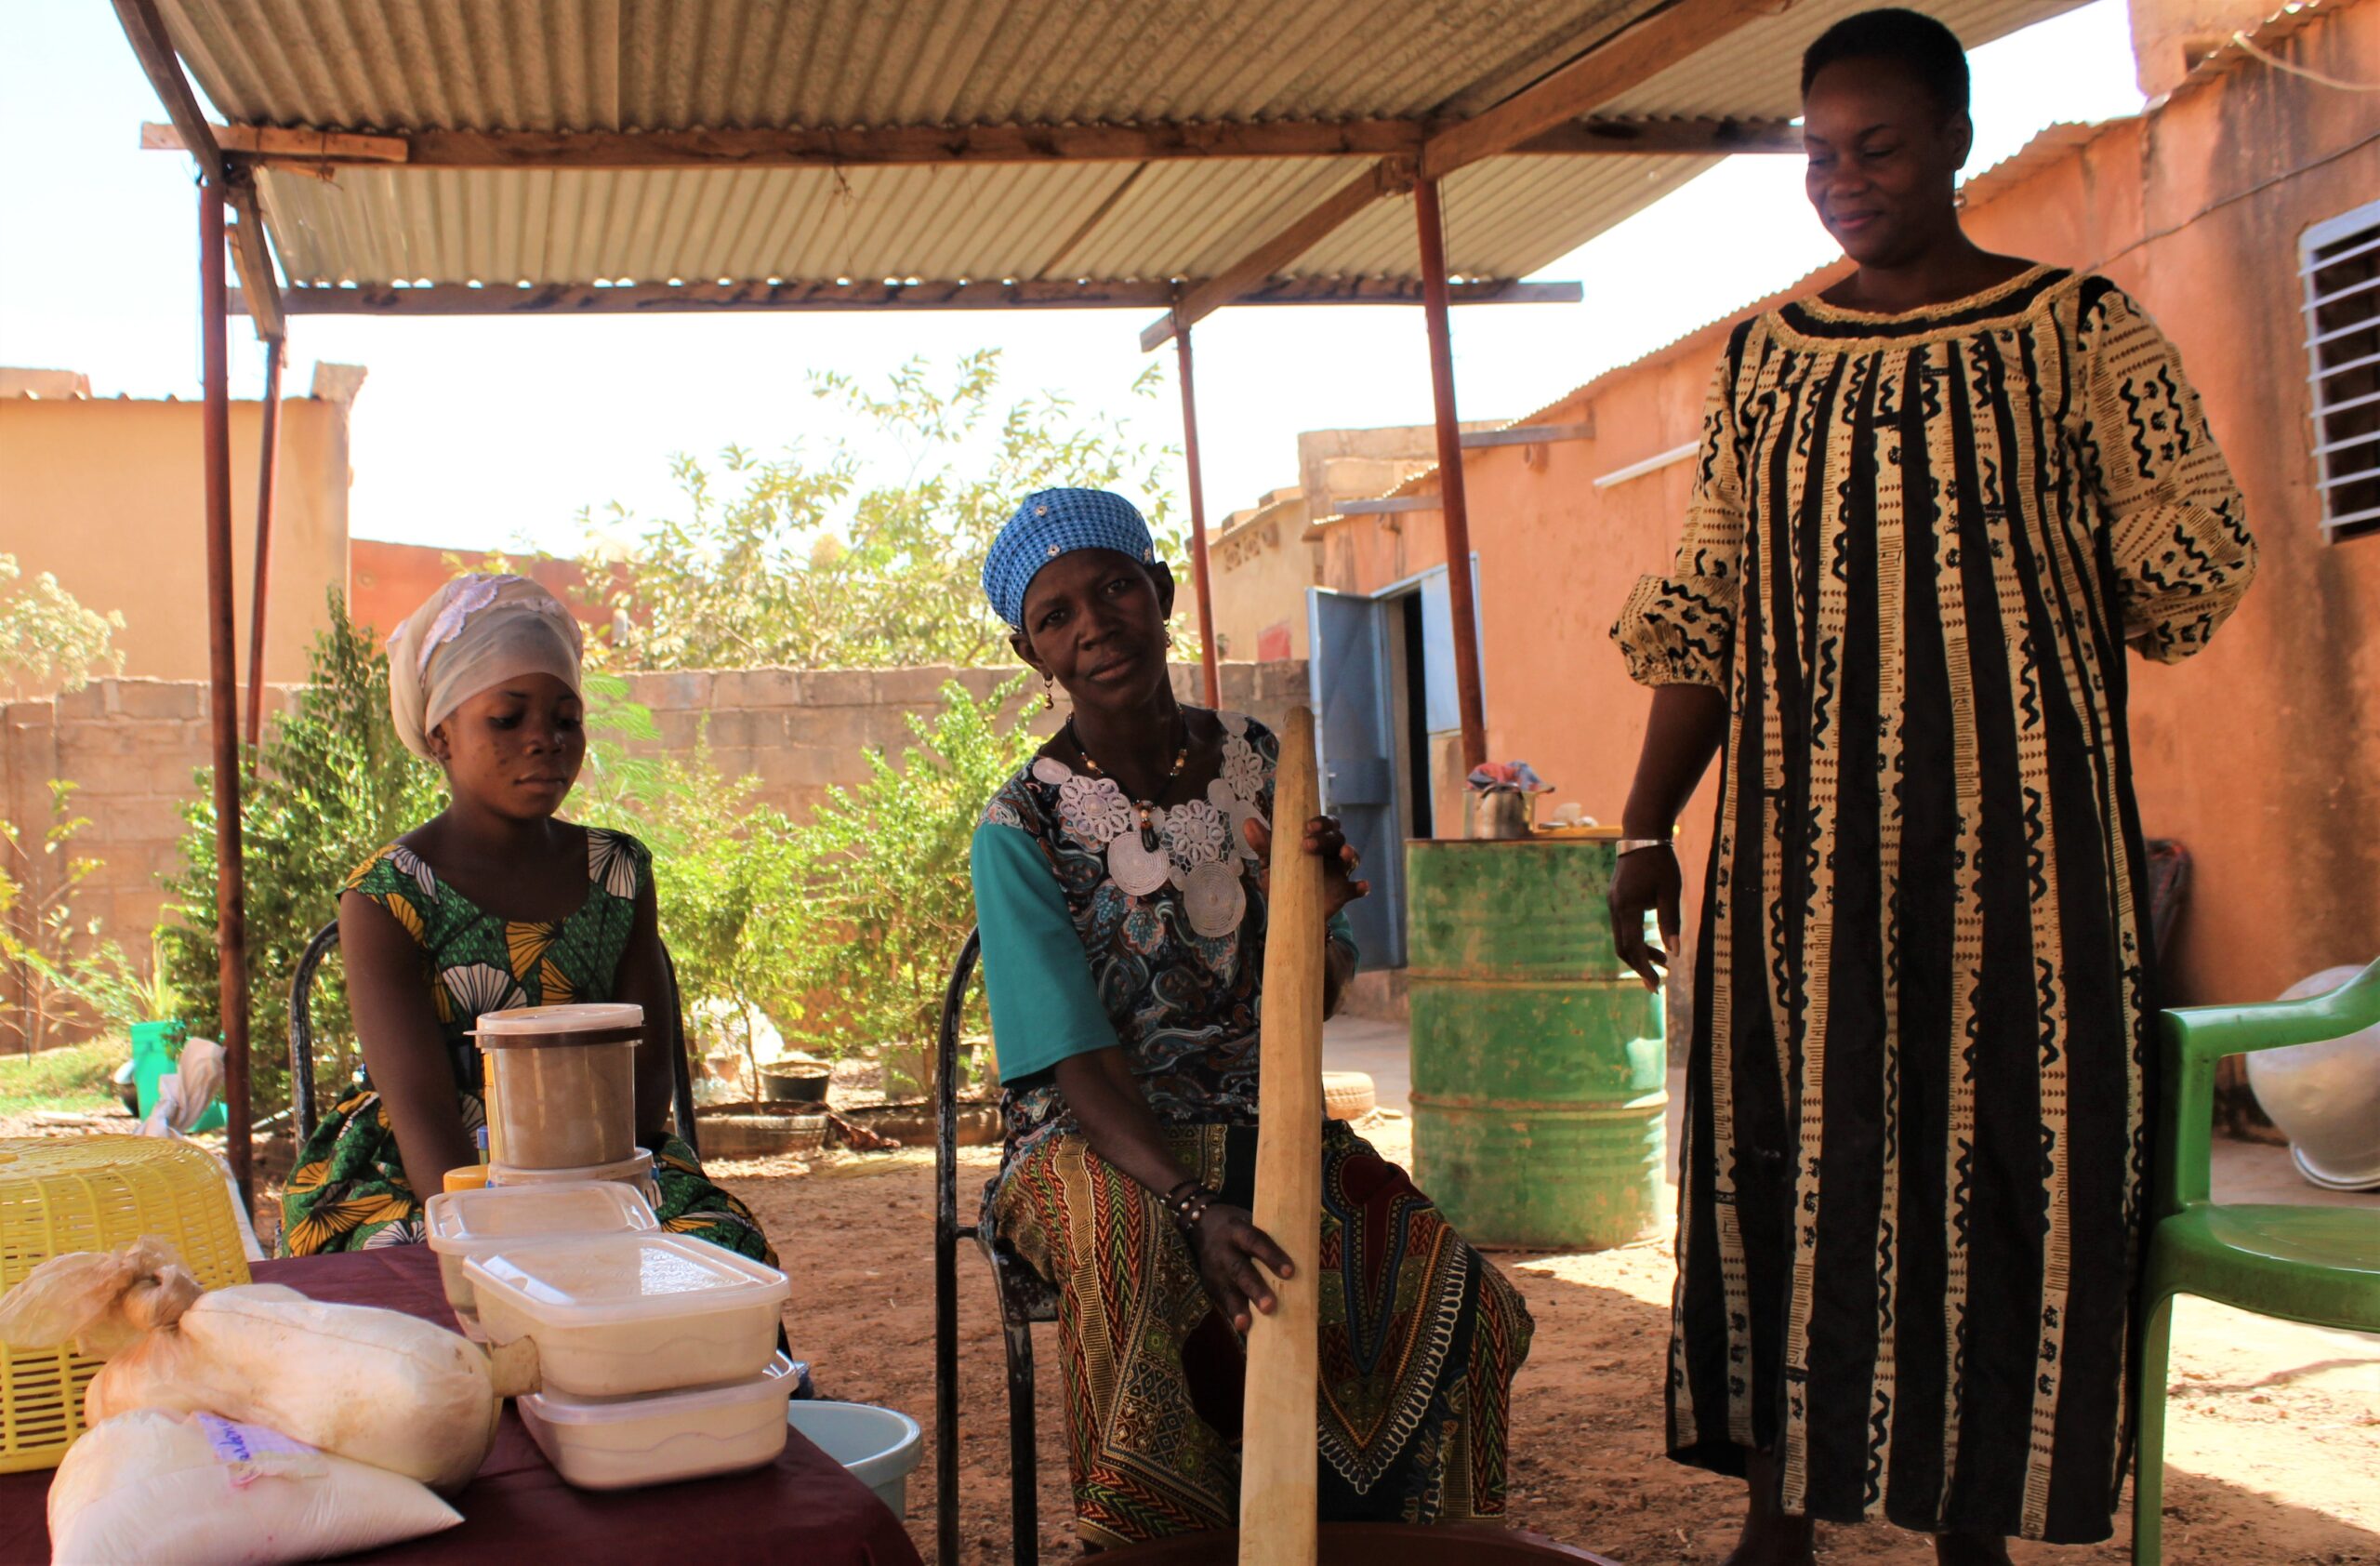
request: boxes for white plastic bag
[48,1410,462,1565]
[0,1239,498,1489]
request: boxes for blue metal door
[1307,588,1403,968]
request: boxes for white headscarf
[388,574,584,759]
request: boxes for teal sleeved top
[971,820,1119,1083]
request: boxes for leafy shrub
[778,675,1036,1096]
[0,780,107,1053]
[159,593,445,1119]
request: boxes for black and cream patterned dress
[1611,266,2254,1544]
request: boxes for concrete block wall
[0,660,1309,1042]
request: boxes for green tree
[159,593,446,1117]
[0,555,123,699]
[582,353,1185,670]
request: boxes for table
[0,1248,922,1566]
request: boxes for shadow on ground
[723,1130,2380,1566]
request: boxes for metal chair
[933,928,1061,1566]
[288,917,704,1157]
[2133,957,2380,1563]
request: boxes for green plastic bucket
[129,1019,227,1134]
[1406,836,1667,1250]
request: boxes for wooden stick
[1239,709,1325,1566]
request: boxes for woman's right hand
[1607,844,1683,992]
[1188,1204,1295,1333]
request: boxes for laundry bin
[786,1400,923,1515]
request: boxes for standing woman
[1607,11,2254,1563]
[972,489,1534,1548]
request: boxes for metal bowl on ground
[760,1064,832,1105]
[2245,964,2380,1191]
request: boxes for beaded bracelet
[1161,1178,1223,1232]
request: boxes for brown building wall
[350,539,607,644]
[0,395,351,688]
[1299,0,2379,1003]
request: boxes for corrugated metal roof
[154,0,2086,293]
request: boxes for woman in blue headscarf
[970,488,1534,1548]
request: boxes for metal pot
[760,1065,832,1105]
[2245,964,2380,1191]
[1462,790,1532,841]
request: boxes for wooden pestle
[1238,708,1326,1566]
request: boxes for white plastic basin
[785,1400,923,1517]
[465,1232,790,1397]
[426,1180,656,1314]
[520,1354,799,1490]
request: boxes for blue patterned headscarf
[981,487,1157,630]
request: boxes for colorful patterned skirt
[989,1121,1533,1547]
[278,1084,774,1264]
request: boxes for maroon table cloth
[0,1247,921,1566]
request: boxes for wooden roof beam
[140,113,1802,172]
[141,121,410,163]
[116,3,284,340]
[1424,0,1798,181]
[224,180,284,342]
[113,0,224,187]
[245,276,1580,318]
[1143,0,1792,349]
[1142,159,1419,351]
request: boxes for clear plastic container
[473,1002,642,1170]
[425,1180,656,1314]
[464,1233,790,1398]
[518,1355,800,1491]
[490,1148,661,1209]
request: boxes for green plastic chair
[2134,957,2380,1564]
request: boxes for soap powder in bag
[48,1410,461,1565]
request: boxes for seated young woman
[970,488,1534,1548]
[278,573,771,1263]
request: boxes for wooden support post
[200,185,253,1210]
[1173,316,1223,709]
[1413,180,1488,776]
[245,338,282,750]
[1238,709,1325,1566]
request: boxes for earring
[1040,674,1058,713]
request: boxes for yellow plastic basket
[0,1136,253,1472]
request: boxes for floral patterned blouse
[341,826,651,1093]
[969,710,1356,1161]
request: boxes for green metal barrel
[1406,836,1668,1250]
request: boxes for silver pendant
[1183,859,1248,937]
[1108,829,1172,897]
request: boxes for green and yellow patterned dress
[278,826,773,1263]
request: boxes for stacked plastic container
[474,1003,661,1206]
[427,1182,794,1490]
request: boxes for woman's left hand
[1246,815,1370,919]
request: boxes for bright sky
[1,1,2143,559]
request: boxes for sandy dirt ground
[720,1114,2380,1566]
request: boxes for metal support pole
[1172,313,1223,710]
[245,338,283,750]
[201,184,253,1211]
[1413,178,1488,774]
